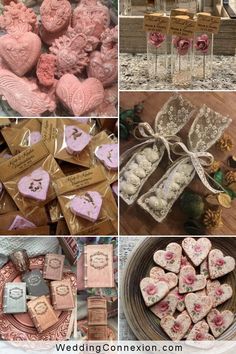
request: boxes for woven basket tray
[121,237,236,341]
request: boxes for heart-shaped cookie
[179,266,206,294]
[200,258,209,278]
[70,191,102,223]
[207,309,234,338]
[186,320,215,341]
[8,215,36,230]
[140,277,169,307]
[95,144,118,170]
[56,74,104,116]
[153,242,182,274]
[170,287,186,312]
[150,293,178,319]
[0,32,41,76]
[87,51,118,87]
[160,310,191,341]
[182,237,212,266]
[40,0,71,34]
[18,168,50,201]
[65,125,91,155]
[185,293,213,323]
[206,280,233,307]
[150,266,178,290]
[208,249,235,279]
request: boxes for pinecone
[208,160,221,174]
[225,171,236,184]
[216,134,233,152]
[203,208,222,230]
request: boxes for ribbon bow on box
[119,94,196,205]
[138,104,232,222]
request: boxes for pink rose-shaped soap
[148,32,166,48]
[173,36,192,55]
[195,34,210,54]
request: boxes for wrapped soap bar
[0,141,64,216]
[55,166,118,235]
[90,130,118,184]
[41,118,93,168]
[1,118,42,155]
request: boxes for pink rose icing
[145,284,157,296]
[172,322,182,333]
[213,315,224,327]
[184,274,196,285]
[215,258,225,267]
[165,251,174,261]
[194,244,202,253]
[194,304,202,313]
[196,332,205,340]
[159,301,169,312]
[215,288,224,296]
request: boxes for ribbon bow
[170,141,224,194]
[120,122,180,165]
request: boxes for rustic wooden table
[120,91,236,235]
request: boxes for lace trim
[137,157,195,222]
[188,104,232,152]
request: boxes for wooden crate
[120,2,236,55]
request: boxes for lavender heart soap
[70,191,102,222]
[8,215,36,230]
[17,168,50,201]
[65,125,91,155]
[95,143,118,170]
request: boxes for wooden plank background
[120,92,236,235]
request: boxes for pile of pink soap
[0,0,118,117]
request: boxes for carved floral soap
[0,0,117,117]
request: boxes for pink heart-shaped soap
[70,191,102,223]
[56,74,104,116]
[87,51,117,87]
[206,280,233,307]
[179,265,206,294]
[0,32,41,76]
[95,143,118,170]
[182,237,212,266]
[17,168,50,201]
[150,266,178,290]
[65,125,91,155]
[140,277,169,307]
[207,309,234,338]
[186,320,215,341]
[0,182,2,194]
[150,293,178,319]
[153,242,182,274]
[185,293,213,323]
[29,131,42,145]
[8,215,36,230]
[40,0,71,34]
[160,310,191,341]
[208,249,235,279]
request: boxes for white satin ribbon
[120,122,180,165]
[172,142,224,194]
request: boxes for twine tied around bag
[120,122,181,165]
